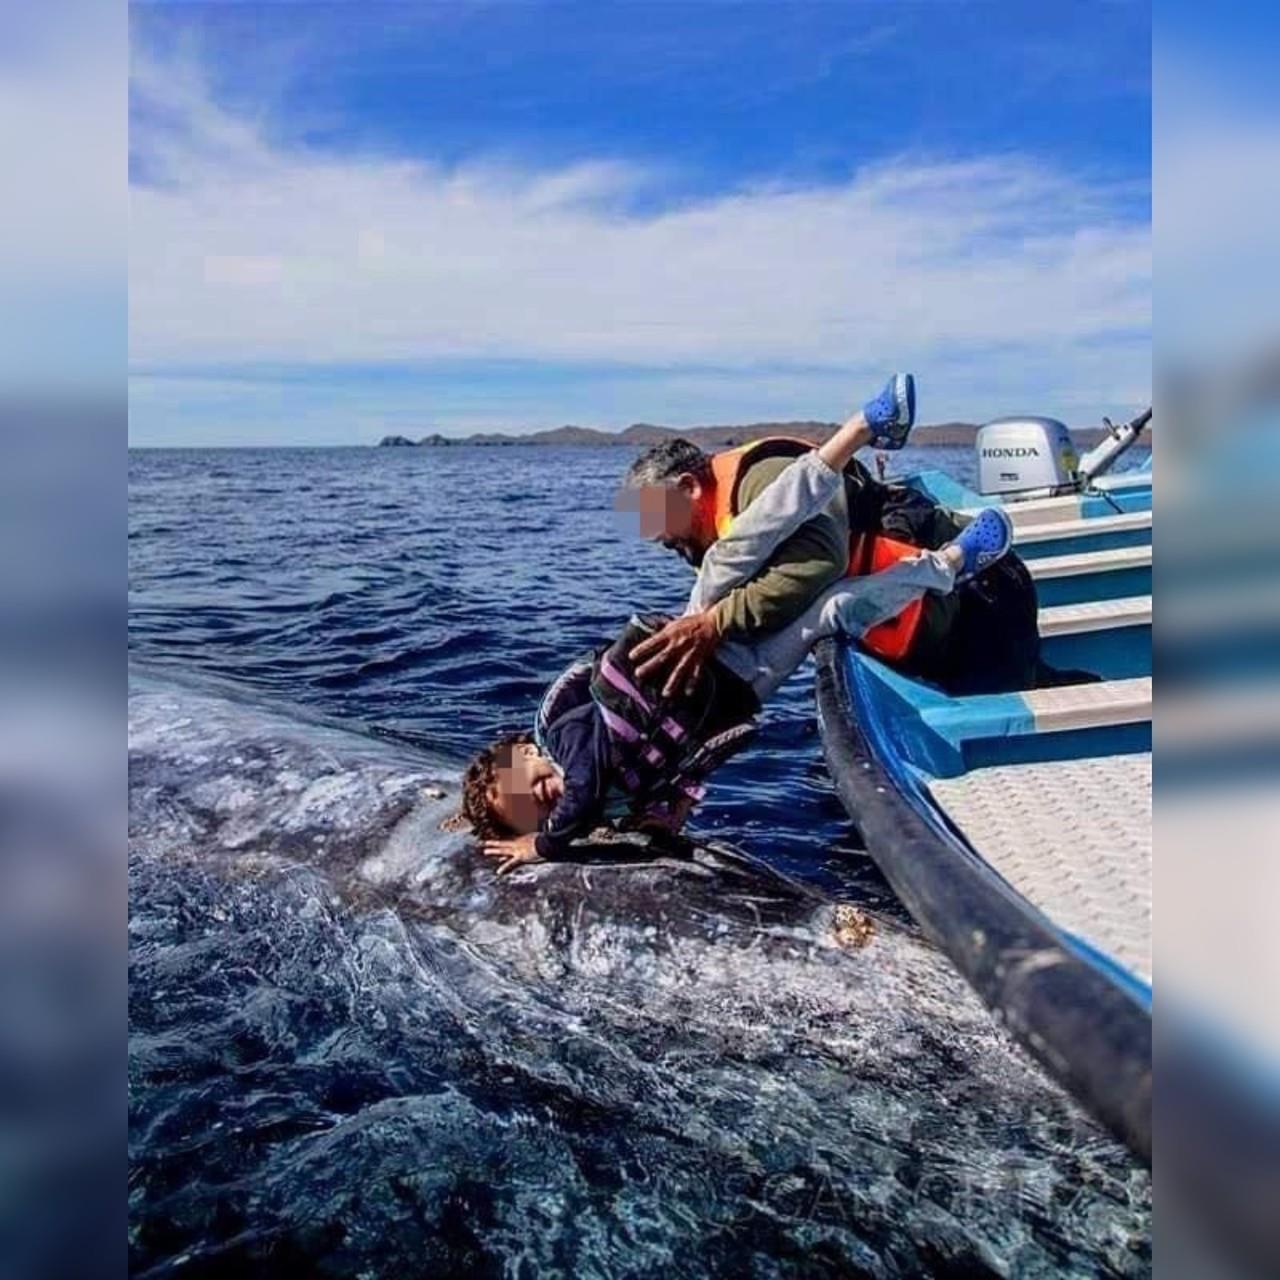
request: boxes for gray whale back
[129,677,1151,1277]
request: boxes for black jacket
[531,617,760,858]
[533,670,613,861]
[844,460,1044,695]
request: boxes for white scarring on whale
[129,674,1152,1278]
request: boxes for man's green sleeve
[710,456,850,639]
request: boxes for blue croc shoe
[953,506,1013,582]
[863,373,916,450]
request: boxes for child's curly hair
[460,731,534,838]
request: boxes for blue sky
[128,1,1151,445]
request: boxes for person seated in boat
[621,375,1043,699]
[462,378,1013,872]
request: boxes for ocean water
[129,444,1152,1277]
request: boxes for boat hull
[814,467,1153,1159]
[815,639,1152,1160]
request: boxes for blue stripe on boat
[1015,525,1152,559]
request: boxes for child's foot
[951,507,1013,582]
[862,373,916,450]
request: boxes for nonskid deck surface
[928,753,1152,982]
[915,583,1151,976]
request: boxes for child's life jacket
[534,614,759,841]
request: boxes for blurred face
[488,742,564,836]
[616,475,711,566]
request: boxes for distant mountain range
[379,420,1149,449]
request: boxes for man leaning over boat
[621,376,1069,697]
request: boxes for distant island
[379,419,1150,450]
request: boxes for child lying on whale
[461,375,1013,873]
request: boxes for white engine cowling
[976,416,1079,498]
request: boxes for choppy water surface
[129,445,1151,1276]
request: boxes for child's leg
[727,549,956,702]
[687,452,844,613]
[686,373,917,615]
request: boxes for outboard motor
[976,407,1151,499]
[976,416,1080,498]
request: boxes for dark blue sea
[128,444,1152,1277]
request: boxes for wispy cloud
[129,41,1150,435]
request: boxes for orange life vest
[708,438,925,662]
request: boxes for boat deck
[1039,594,1151,636]
[929,753,1152,981]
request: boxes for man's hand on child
[630,610,720,698]
[481,833,542,875]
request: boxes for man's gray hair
[623,438,713,489]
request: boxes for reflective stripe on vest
[707,437,924,663]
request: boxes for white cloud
[129,44,1150,427]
